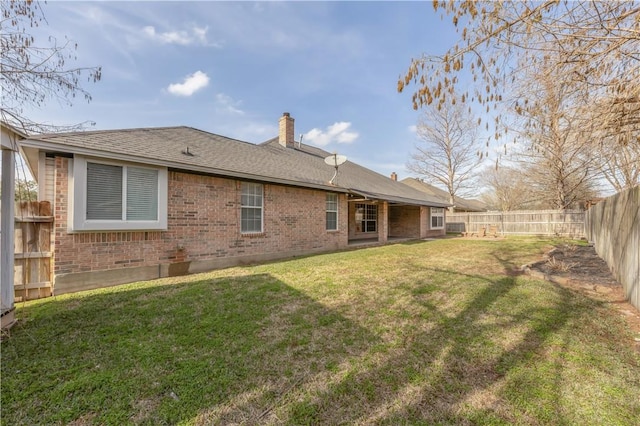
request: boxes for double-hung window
[72,156,167,231]
[326,193,338,231]
[430,207,445,229]
[241,182,263,233]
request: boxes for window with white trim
[72,156,168,231]
[430,207,444,229]
[355,203,377,233]
[241,182,263,233]
[326,193,338,231]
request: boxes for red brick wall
[389,205,421,238]
[53,157,348,276]
[421,206,446,238]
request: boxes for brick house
[18,113,450,294]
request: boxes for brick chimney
[279,112,295,148]
[390,172,397,181]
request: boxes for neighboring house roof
[19,125,450,208]
[460,198,488,212]
[401,178,486,211]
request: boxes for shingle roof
[21,126,449,207]
[401,178,486,211]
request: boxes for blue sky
[23,1,464,179]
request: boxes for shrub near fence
[447,210,585,238]
[585,186,640,312]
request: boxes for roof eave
[347,188,451,208]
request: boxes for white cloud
[143,26,189,45]
[408,125,417,134]
[304,121,359,147]
[142,25,212,46]
[167,71,210,96]
[192,26,209,44]
[215,93,244,115]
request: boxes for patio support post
[1,146,16,328]
[378,201,388,243]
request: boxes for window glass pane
[431,207,444,228]
[86,162,122,220]
[241,182,263,232]
[127,167,158,221]
[326,193,338,211]
[241,182,263,207]
[366,205,377,220]
[326,193,338,230]
[241,208,262,232]
[326,212,337,230]
[357,203,377,233]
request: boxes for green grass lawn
[2,237,639,425]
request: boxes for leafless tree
[398,1,640,156]
[511,63,600,209]
[586,93,640,191]
[406,100,483,211]
[595,136,640,192]
[479,166,533,211]
[1,0,101,134]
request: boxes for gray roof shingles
[401,178,486,211]
[22,126,449,207]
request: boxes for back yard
[2,237,639,425]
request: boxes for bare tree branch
[1,0,101,134]
[399,1,640,156]
[407,100,483,211]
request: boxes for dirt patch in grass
[528,243,640,350]
[530,244,618,286]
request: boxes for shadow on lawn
[3,258,614,425]
[1,273,378,425]
[274,264,579,424]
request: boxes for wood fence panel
[14,201,53,301]
[446,210,585,238]
[585,186,640,311]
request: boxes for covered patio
[346,192,449,245]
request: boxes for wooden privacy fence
[585,186,639,312]
[447,209,585,238]
[14,201,54,301]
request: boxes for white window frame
[71,156,168,231]
[326,193,338,231]
[240,182,263,234]
[430,207,445,230]
[356,203,377,233]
